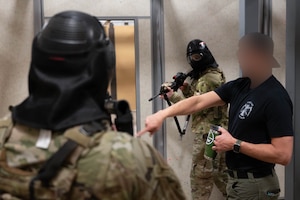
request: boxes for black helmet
[12,11,115,131]
[186,39,218,74]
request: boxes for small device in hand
[204,125,220,160]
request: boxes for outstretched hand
[136,111,165,137]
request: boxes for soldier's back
[73,130,186,200]
[0,117,186,200]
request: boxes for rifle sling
[29,121,105,200]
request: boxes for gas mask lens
[188,53,203,63]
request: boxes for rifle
[149,71,192,139]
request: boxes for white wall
[272,0,287,197]
[0,0,33,115]
[43,0,150,17]
[272,0,286,85]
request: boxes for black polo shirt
[215,75,294,171]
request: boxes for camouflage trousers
[190,132,228,200]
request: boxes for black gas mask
[186,39,218,78]
[12,11,115,131]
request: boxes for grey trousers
[226,170,280,200]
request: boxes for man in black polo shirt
[138,32,294,200]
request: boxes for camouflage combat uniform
[169,67,228,200]
[0,115,186,200]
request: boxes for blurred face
[237,41,259,74]
[237,40,274,77]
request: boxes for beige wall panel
[137,19,153,145]
[0,0,34,116]
[44,0,150,17]
[164,0,240,83]
[272,0,286,86]
[272,1,287,198]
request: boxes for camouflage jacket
[0,115,186,200]
[169,67,228,134]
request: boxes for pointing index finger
[136,128,151,137]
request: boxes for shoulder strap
[29,121,106,200]
[0,115,13,149]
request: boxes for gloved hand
[160,82,174,99]
[180,82,189,91]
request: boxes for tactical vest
[170,67,228,133]
[0,115,98,199]
[190,68,228,133]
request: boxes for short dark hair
[240,32,274,55]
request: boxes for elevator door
[103,20,136,111]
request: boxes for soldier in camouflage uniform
[165,39,228,200]
[0,11,186,200]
